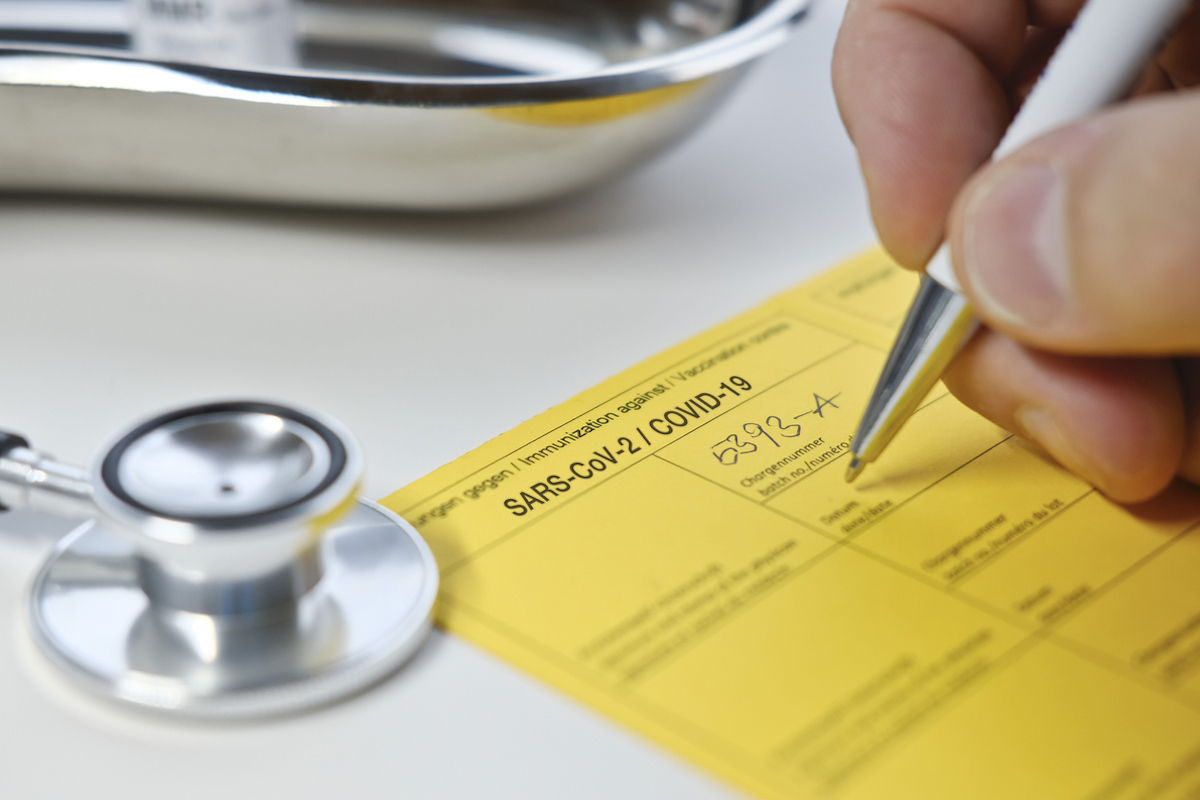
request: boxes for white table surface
[0,1,875,796]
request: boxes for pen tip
[844,458,864,484]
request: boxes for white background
[0,0,877,795]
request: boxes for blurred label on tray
[131,0,297,67]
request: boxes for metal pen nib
[845,276,978,482]
[844,458,865,484]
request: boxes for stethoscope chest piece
[10,401,438,718]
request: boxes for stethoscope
[0,400,438,718]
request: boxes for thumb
[947,91,1200,355]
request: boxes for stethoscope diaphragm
[2,400,438,717]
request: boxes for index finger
[832,0,1087,267]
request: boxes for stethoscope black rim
[99,400,348,528]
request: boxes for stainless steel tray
[0,0,810,208]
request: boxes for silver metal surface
[11,400,440,716]
[114,410,334,519]
[0,0,811,208]
[29,499,438,717]
[0,446,94,518]
[846,277,979,481]
[89,402,365,587]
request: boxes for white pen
[846,0,1194,483]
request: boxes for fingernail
[1015,406,1106,491]
[963,163,1070,327]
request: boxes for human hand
[832,0,1200,502]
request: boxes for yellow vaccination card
[381,248,1200,800]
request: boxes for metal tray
[0,0,810,208]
